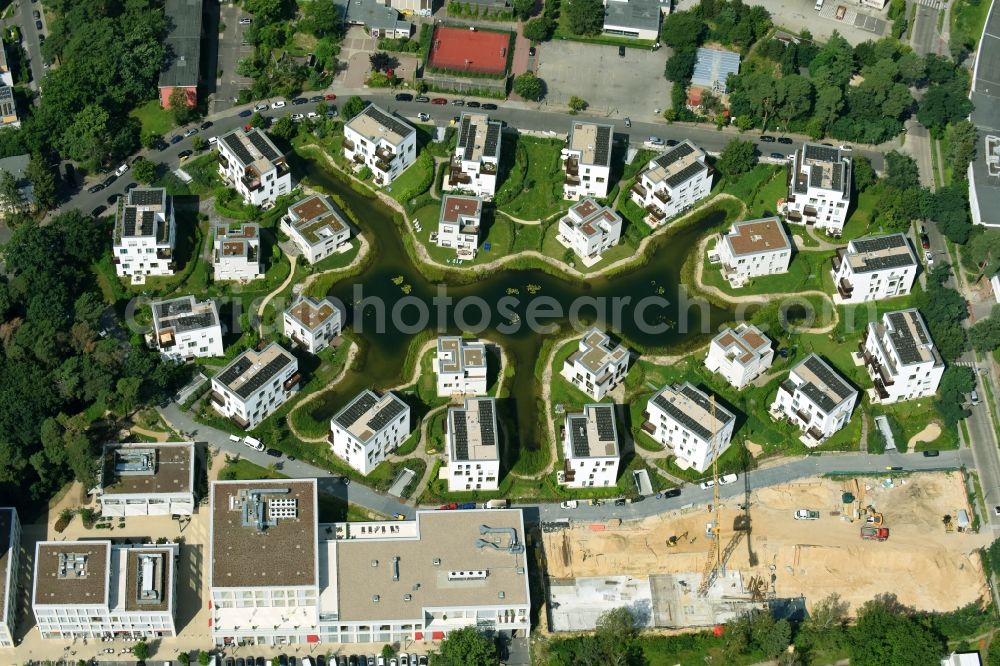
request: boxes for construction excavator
[666,531,690,547]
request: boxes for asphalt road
[910,3,941,56]
[15,0,46,92]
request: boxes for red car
[324,93,337,100]
[431,97,448,105]
[244,123,252,131]
[438,502,457,510]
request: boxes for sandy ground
[542,472,989,614]
[908,423,943,448]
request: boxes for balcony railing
[565,157,579,177]
[654,189,671,204]
[640,420,657,435]
[343,138,356,152]
[806,426,824,442]
[375,146,395,162]
[241,176,262,192]
[283,373,302,391]
[837,278,854,299]
[645,204,666,221]
[210,391,226,407]
[631,182,647,199]
[786,211,802,222]
[564,174,580,186]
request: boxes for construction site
[541,472,990,632]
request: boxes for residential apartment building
[343,104,417,185]
[832,233,918,304]
[217,128,292,207]
[436,336,488,397]
[860,309,945,404]
[560,404,620,488]
[210,342,300,430]
[556,198,623,264]
[150,295,224,361]
[630,141,712,227]
[704,324,774,390]
[563,121,614,200]
[97,442,195,517]
[436,194,482,259]
[642,383,736,473]
[0,508,20,648]
[32,541,179,639]
[445,112,502,199]
[213,222,263,282]
[714,217,792,288]
[329,390,411,475]
[0,41,20,130]
[560,328,630,400]
[112,188,176,284]
[446,397,500,492]
[280,194,352,264]
[784,143,852,236]
[770,353,858,445]
[283,296,342,354]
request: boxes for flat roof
[565,404,619,459]
[568,122,613,168]
[651,382,734,442]
[437,336,487,375]
[210,480,318,589]
[844,233,917,273]
[448,397,499,462]
[789,354,855,413]
[644,141,709,190]
[457,112,502,163]
[711,324,771,367]
[563,199,621,238]
[159,0,203,89]
[333,389,409,444]
[286,296,339,331]
[691,47,741,92]
[114,188,171,243]
[723,217,790,257]
[152,295,220,335]
[214,342,296,400]
[876,309,942,368]
[346,104,415,147]
[792,143,851,195]
[121,547,174,612]
[332,510,529,621]
[34,541,110,607]
[567,328,628,376]
[0,508,15,627]
[287,194,350,246]
[439,194,483,224]
[603,0,662,33]
[219,128,285,175]
[101,442,195,497]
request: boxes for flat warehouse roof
[101,442,194,496]
[159,0,203,89]
[34,542,110,607]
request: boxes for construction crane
[698,396,724,596]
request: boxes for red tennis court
[428,26,510,75]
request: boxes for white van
[814,0,824,9]
[484,499,509,509]
[243,436,264,451]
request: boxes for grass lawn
[552,12,655,48]
[510,219,544,252]
[386,151,435,204]
[719,164,779,203]
[219,458,287,481]
[496,136,569,220]
[411,201,517,266]
[952,0,992,51]
[840,188,884,240]
[701,247,835,296]
[539,220,639,272]
[745,167,788,219]
[130,100,176,138]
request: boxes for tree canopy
[565,0,605,35]
[513,72,545,101]
[433,626,497,666]
[849,595,945,666]
[716,138,757,177]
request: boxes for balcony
[803,205,818,217]
[156,248,172,261]
[241,176,262,192]
[217,154,229,169]
[630,182,647,199]
[806,426,824,442]
[645,204,665,221]
[779,379,795,395]
[786,210,802,222]
[565,157,579,177]
[873,378,890,400]
[793,407,812,424]
[229,413,250,430]
[374,159,392,174]
[640,420,657,435]
[654,188,671,204]
[481,161,497,174]
[210,391,226,407]
[283,373,302,391]
[157,330,176,349]
[564,174,580,186]
[343,138,356,152]
[832,249,844,272]
[375,146,395,162]
[562,459,576,482]
[448,167,472,186]
[837,277,854,299]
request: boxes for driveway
[535,41,669,119]
[13,0,46,92]
[334,26,378,86]
[212,3,255,113]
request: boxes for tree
[523,17,554,41]
[250,112,268,129]
[191,135,206,151]
[197,650,211,666]
[303,0,341,36]
[566,0,605,35]
[132,158,157,185]
[435,626,497,666]
[883,151,921,190]
[58,104,115,170]
[853,156,876,193]
[717,138,756,177]
[724,610,791,661]
[795,594,850,660]
[926,185,971,244]
[177,653,191,666]
[848,595,945,666]
[664,48,697,83]
[971,308,1000,353]
[168,87,196,125]
[270,115,298,141]
[918,78,974,136]
[342,96,368,120]
[370,51,398,72]
[968,230,1000,276]
[809,31,855,88]
[513,72,545,101]
[381,645,394,662]
[26,154,56,212]
[133,640,149,661]
[948,119,977,179]
[513,0,534,19]
[568,96,587,111]
[659,10,706,50]
[0,170,24,214]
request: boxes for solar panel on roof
[568,415,590,457]
[593,405,616,441]
[235,354,293,399]
[850,234,915,272]
[364,106,413,142]
[484,123,501,158]
[477,399,496,449]
[123,207,137,232]
[335,392,379,429]
[139,210,155,237]
[452,410,469,460]
[156,299,193,319]
[129,189,165,206]
[802,355,853,404]
[831,161,845,192]
[218,357,253,388]
[804,144,840,163]
[248,131,280,162]
[886,311,926,365]
[665,161,707,188]
[223,132,253,166]
[655,142,694,169]
[653,385,733,442]
[594,125,611,166]
[369,397,405,431]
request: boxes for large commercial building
[770,354,858,445]
[562,122,614,200]
[213,222,263,282]
[280,194,352,265]
[445,397,501,492]
[560,404,620,488]
[210,342,300,430]
[112,188,176,284]
[556,198,623,264]
[602,0,664,41]
[158,0,202,109]
[713,217,792,288]
[783,143,852,236]
[343,104,417,185]
[860,309,945,404]
[283,296,342,355]
[329,390,411,475]
[436,337,488,398]
[32,541,179,639]
[209,478,530,647]
[96,442,196,517]
[436,194,482,259]
[630,141,712,227]
[560,328,630,401]
[0,508,20,647]
[704,324,774,390]
[832,233,918,304]
[150,295,224,361]
[643,383,735,473]
[217,128,292,207]
[445,112,502,199]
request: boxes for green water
[299,161,735,468]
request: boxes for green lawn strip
[219,458,289,481]
[718,164,779,202]
[870,400,957,452]
[952,0,992,51]
[930,135,944,189]
[701,246,835,297]
[496,135,569,220]
[130,100,176,137]
[284,340,359,438]
[425,411,447,455]
[940,125,955,185]
[386,150,435,205]
[840,188,883,240]
[746,167,789,218]
[552,11,655,48]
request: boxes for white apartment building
[0,508,20,648]
[563,121,614,200]
[770,353,859,446]
[833,233,918,304]
[32,541,178,639]
[436,194,482,259]
[445,397,500,492]
[283,296,342,354]
[436,336,488,397]
[704,324,774,390]
[112,188,176,284]
[643,383,736,473]
[280,194,352,264]
[210,342,300,430]
[714,217,792,288]
[630,140,712,227]
[560,328,630,400]
[860,309,945,404]
[783,143,852,236]
[213,222,263,282]
[96,442,195,517]
[445,112,502,199]
[556,198,623,264]
[329,390,411,475]
[561,404,620,488]
[150,295,224,361]
[217,128,292,207]
[343,104,417,185]
[0,42,20,130]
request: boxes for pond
[298,158,736,471]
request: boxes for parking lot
[535,41,670,121]
[212,3,256,113]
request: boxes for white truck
[243,436,264,452]
[560,500,579,509]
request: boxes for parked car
[125,182,138,192]
[293,97,308,105]
[466,101,481,108]
[254,102,269,111]
[770,152,785,160]
[613,498,627,506]
[310,95,325,102]
[560,500,578,509]
[307,111,319,119]
[272,100,286,109]
[439,502,457,510]
[395,93,414,101]
[325,93,337,100]
[291,113,305,121]
[431,97,447,104]
[995,505,1000,517]
[778,136,794,144]
[88,183,105,194]
[35,20,43,30]
[417,112,430,121]
[922,449,940,457]
[970,389,981,406]
[760,135,776,142]
[90,205,107,217]
[662,488,681,498]
[925,249,934,266]
[239,16,252,24]
[666,138,678,146]
[415,95,430,102]
[451,99,465,106]
[699,480,715,490]
[238,109,253,117]
[618,45,626,57]
[115,163,129,176]
[32,10,40,19]
[624,116,631,127]
[184,127,198,137]
[102,174,118,187]
[529,46,536,56]
[920,233,930,249]
[482,103,498,110]
[178,149,193,160]
[794,509,820,520]
[647,136,664,146]
[326,110,339,118]
[201,120,214,130]
[719,473,739,485]
[170,134,184,144]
